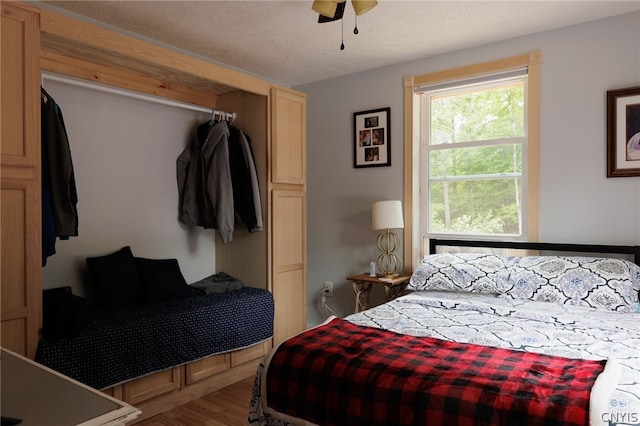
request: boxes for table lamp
[371,200,404,277]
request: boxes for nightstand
[346,273,411,313]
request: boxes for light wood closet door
[1,1,41,358]
[271,88,306,185]
[272,190,306,345]
[271,87,307,345]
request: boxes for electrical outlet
[322,281,333,297]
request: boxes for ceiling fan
[312,0,378,50]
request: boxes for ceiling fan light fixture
[312,0,375,50]
[312,0,345,18]
[351,0,377,16]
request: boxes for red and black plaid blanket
[265,317,607,426]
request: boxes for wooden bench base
[102,340,270,423]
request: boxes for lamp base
[376,229,401,277]
[378,273,399,278]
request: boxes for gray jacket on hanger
[177,120,234,243]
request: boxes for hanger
[208,108,217,126]
[41,86,49,104]
[208,109,237,125]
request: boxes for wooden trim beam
[41,50,218,108]
[411,52,534,88]
[39,9,273,97]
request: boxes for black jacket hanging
[41,87,79,265]
[228,125,263,233]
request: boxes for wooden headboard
[429,239,640,266]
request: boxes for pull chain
[354,14,359,34]
[340,17,345,50]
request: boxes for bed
[249,239,640,426]
[36,286,274,390]
[35,246,274,391]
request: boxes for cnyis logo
[602,412,640,425]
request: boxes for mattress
[250,291,639,425]
[36,287,274,390]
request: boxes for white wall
[41,79,217,295]
[296,12,640,326]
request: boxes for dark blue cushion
[86,246,140,308]
[135,257,193,303]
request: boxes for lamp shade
[372,200,404,230]
[351,0,378,15]
[312,0,346,18]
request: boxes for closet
[1,0,306,389]
[1,1,42,359]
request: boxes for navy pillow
[86,246,140,308]
[135,257,193,303]
[42,286,85,340]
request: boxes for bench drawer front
[123,367,181,405]
[231,340,270,367]
[185,353,230,385]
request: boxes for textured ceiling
[39,1,640,87]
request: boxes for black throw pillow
[42,286,85,341]
[135,257,193,303]
[86,246,140,308]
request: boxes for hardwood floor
[135,376,255,426]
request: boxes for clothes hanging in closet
[41,87,79,266]
[177,119,262,243]
[228,125,263,234]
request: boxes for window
[403,52,541,268]
[425,75,526,236]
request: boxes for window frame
[402,52,541,272]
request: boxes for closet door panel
[1,186,29,357]
[1,13,25,159]
[272,189,306,345]
[0,179,40,357]
[271,88,306,185]
[0,2,41,359]
[273,190,304,267]
[273,269,306,345]
[1,2,40,166]
[1,320,27,355]
[1,187,27,309]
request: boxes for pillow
[86,246,140,308]
[408,253,517,294]
[500,256,640,312]
[42,286,86,341]
[135,257,193,303]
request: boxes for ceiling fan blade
[351,0,377,16]
[318,1,346,23]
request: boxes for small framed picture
[607,86,640,177]
[353,107,390,168]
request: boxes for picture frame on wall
[353,107,391,168]
[607,86,640,177]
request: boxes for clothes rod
[41,72,213,114]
